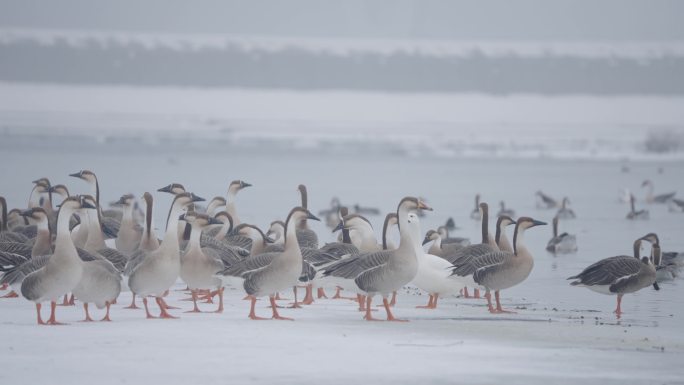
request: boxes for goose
[382,213,398,250]
[546,215,577,254]
[494,215,517,253]
[322,197,432,321]
[0,197,31,243]
[179,212,225,313]
[333,213,382,252]
[233,223,272,256]
[127,192,205,319]
[422,229,464,257]
[69,170,120,237]
[535,191,558,209]
[157,183,186,195]
[410,213,463,309]
[226,180,252,226]
[6,207,29,231]
[440,202,499,299]
[556,197,576,220]
[626,194,649,220]
[21,208,52,257]
[497,201,516,218]
[451,217,546,313]
[568,235,658,317]
[80,195,128,272]
[20,196,95,325]
[216,207,320,320]
[642,180,676,204]
[296,184,319,249]
[470,194,481,220]
[436,226,470,247]
[639,233,680,283]
[204,196,227,216]
[72,196,122,322]
[114,194,143,255]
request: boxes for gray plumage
[568,256,650,293]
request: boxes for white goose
[128,192,204,319]
[226,180,251,226]
[20,196,94,325]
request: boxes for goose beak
[531,219,547,227]
[69,172,83,179]
[332,220,344,233]
[47,186,58,193]
[81,200,97,210]
[653,282,660,291]
[190,193,205,202]
[242,182,252,188]
[418,201,433,211]
[265,236,276,243]
[509,220,517,225]
[20,209,33,217]
[421,236,431,246]
[265,230,274,239]
[157,185,172,193]
[306,211,320,221]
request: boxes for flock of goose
[0,171,681,325]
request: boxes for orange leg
[142,297,157,319]
[317,287,328,299]
[383,297,408,322]
[463,287,471,298]
[494,291,516,314]
[46,301,66,325]
[1,290,18,298]
[124,293,140,309]
[364,296,381,321]
[474,288,481,299]
[270,296,294,320]
[35,303,45,325]
[432,295,440,309]
[160,291,180,309]
[390,291,397,307]
[614,294,623,318]
[302,284,314,305]
[248,296,269,320]
[357,294,366,311]
[288,285,302,309]
[213,287,224,313]
[184,290,202,313]
[485,290,496,313]
[416,294,435,309]
[101,301,112,321]
[81,303,95,322]
[68,294,75,306]
[156,297,178,319]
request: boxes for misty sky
[1,0,683,41]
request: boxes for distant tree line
[1,36,683,94]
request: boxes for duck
[535,191,558,209]
[226,180,252,226]
[20,196,94,325]
[179,212,225,313]
[497,201,516,218]
[626,194,649,220]
[546,215,577,254]
[216,207,320,320]
[451,217,546,313]
[127,192,204,319]
[470,194,482,220]
[322,197,432,321]
[642,180,676,204]
[568,234,658,317]
[556,197,576,219]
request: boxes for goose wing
[444,243,497,266]
[0,242,33,259]
[568,255,641,286]
[322,250,390,279]
[470,251,510,285]
[296,229,319,249]
[219,252,279,278]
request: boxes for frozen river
[0,85,683,384]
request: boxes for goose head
[21,207,49,225]
[267,220,286,243]
[58,195,96,211]
[206,196,227,215]
[333,214,373,233]
[422,229,440,246]
[115,193,135,207]
[639,232,660,246]
[213,211,234,234]
[235,223,273,243]
[515,217,546,231]
[285,207,320,227]
[172,192,205,209]
[228,180,252,195]
[397,196,433,216]
[157,183,186,195]
[69,170,97,184]
[497,215,516,228]
[179,211,222,228]
[48,184,70,200]
[79,195,99,212]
